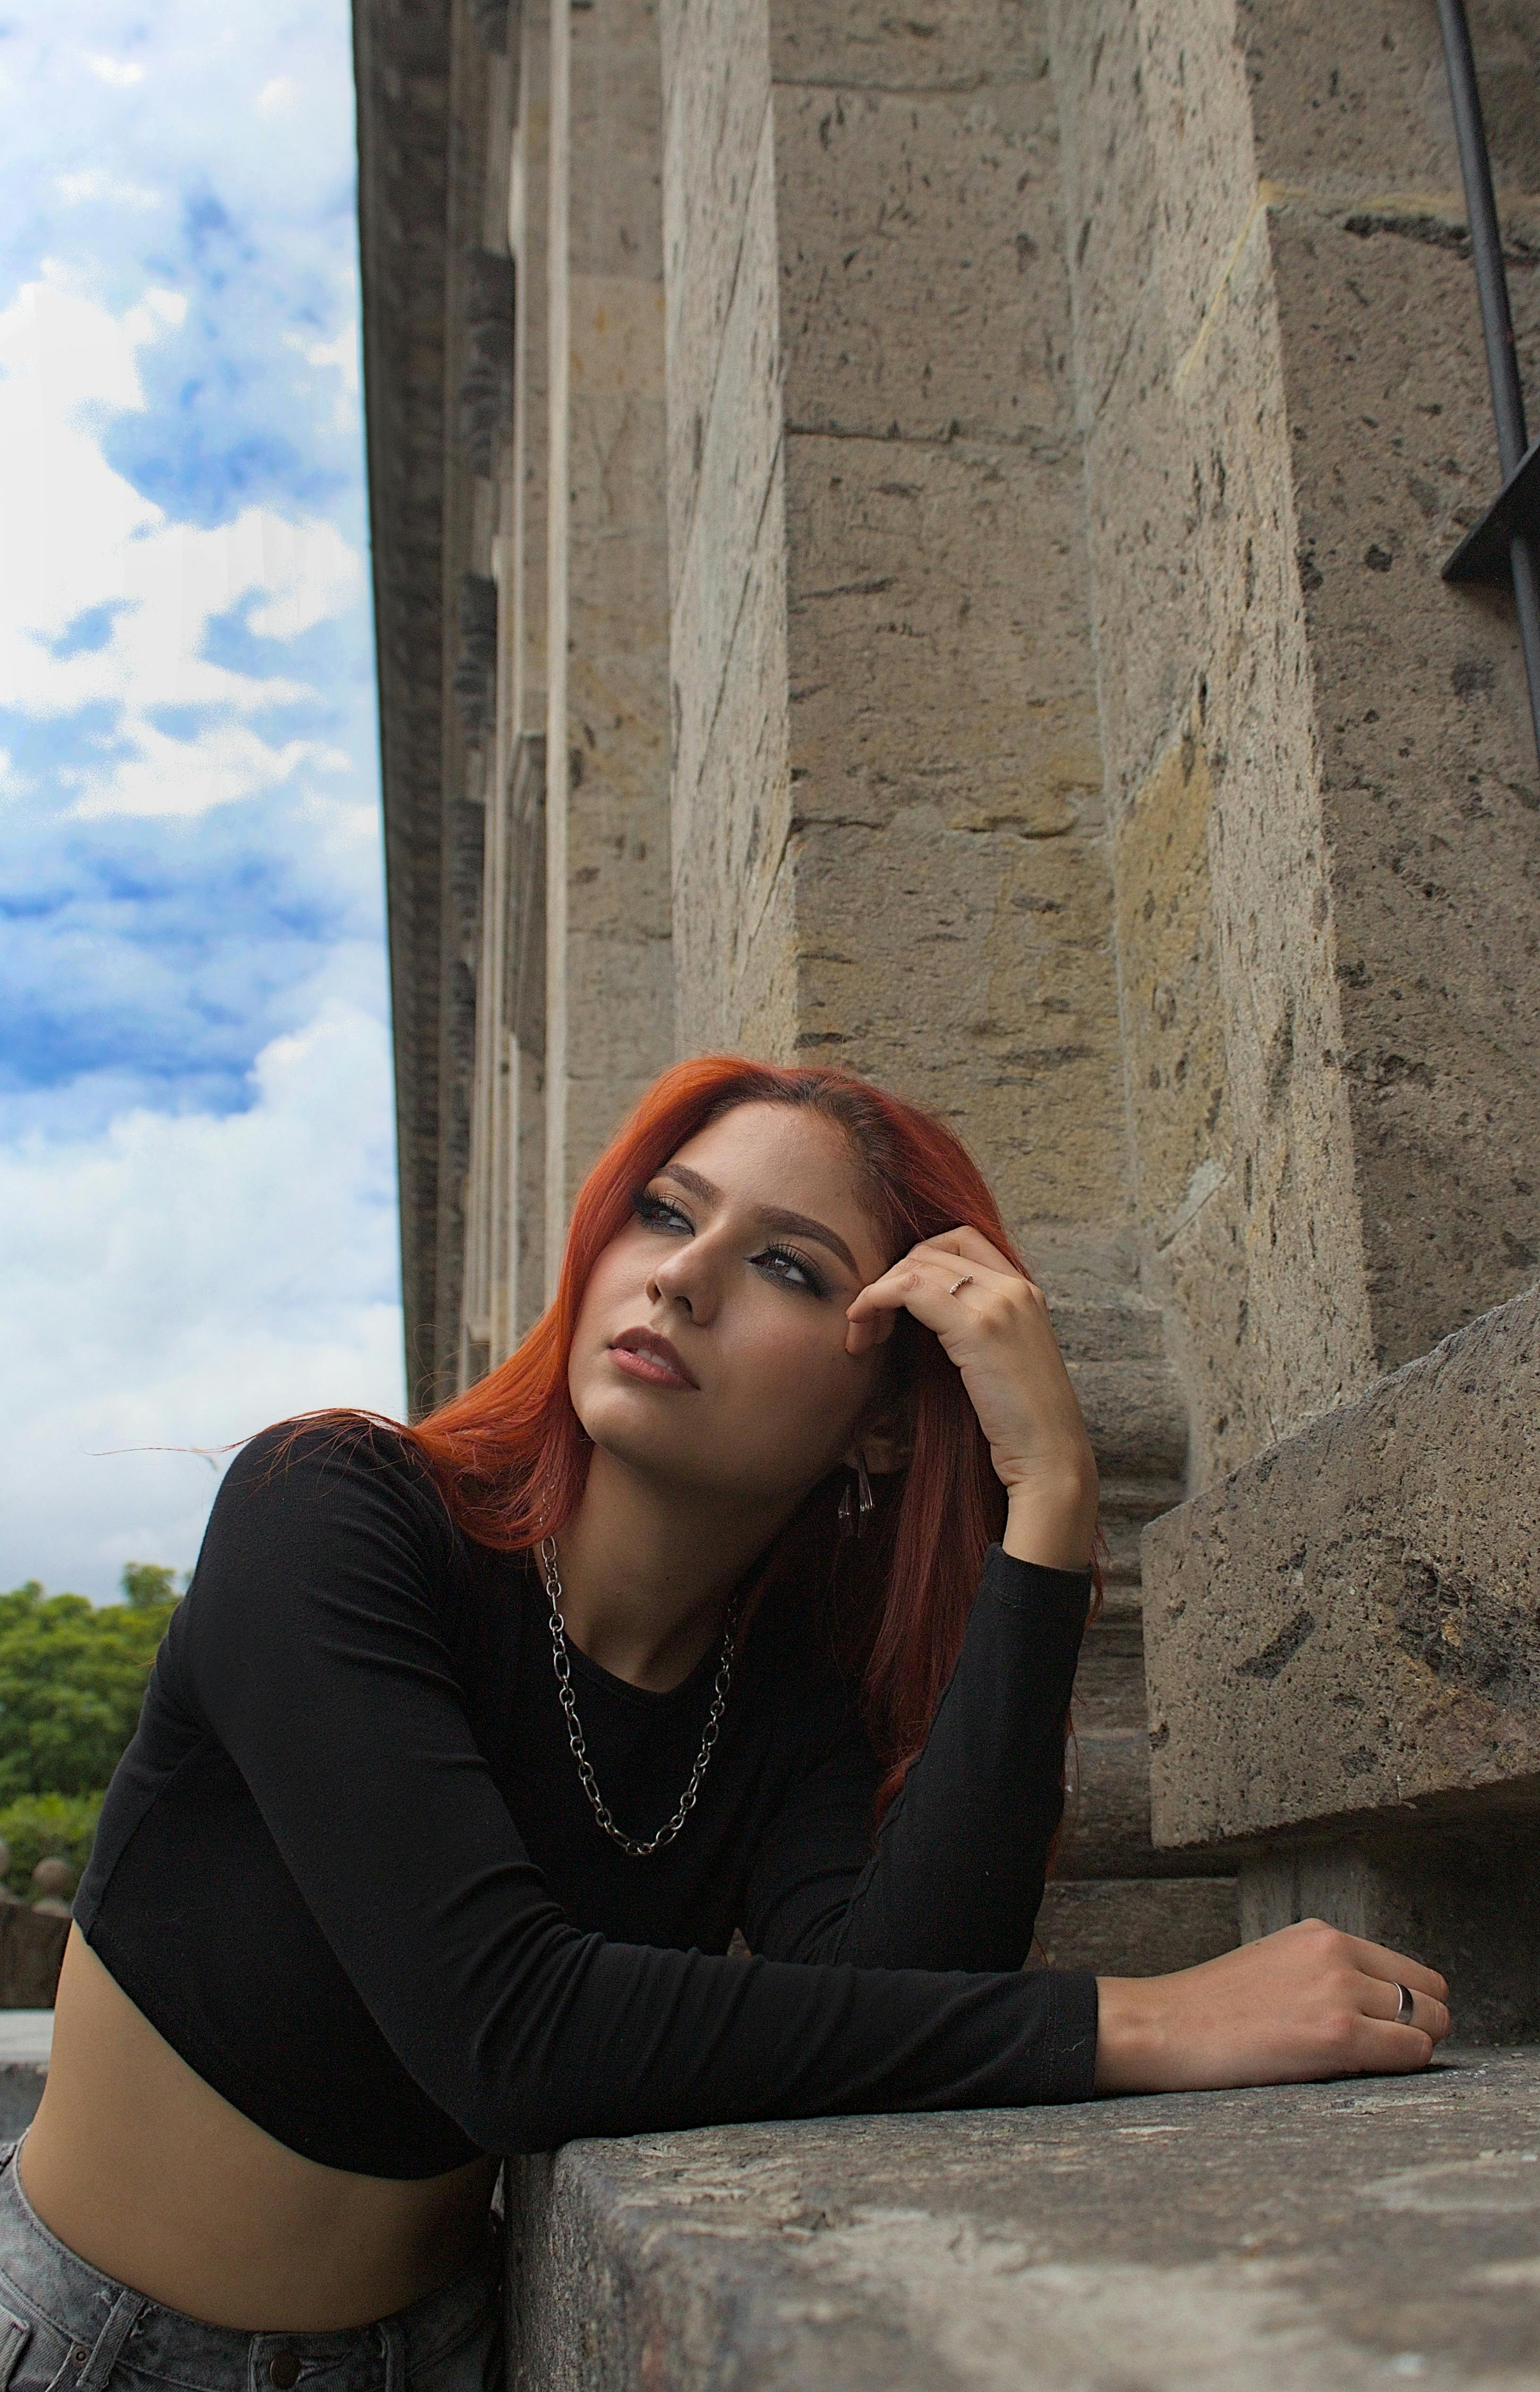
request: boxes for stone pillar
[507,0,552,1344]
[543,0,675,1295]
[660,0,1237,1980]
[661,0,1136,1293]
[1049,0,1540,1488]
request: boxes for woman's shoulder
[215,1413,455,1546]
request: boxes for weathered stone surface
[1269,194,1540,1366]
[775,78,1065,443]
[770,0,1052,93]
[1036,1875,1238,1975]
[0,2066,46,2142]
[1051,0,1540,1487]
[1051,0,1383,1486]
[1144,1282,1540,1854]
[545,0,675,1248]
[0,1909,67,2009]
[506,2051,1540,2390]
[1059,1724,1226,1883]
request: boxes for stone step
[1067,1363,1187,1483]
[1058,1727,1232,1880]
[1070,1615,1146,1732]
[1034,1877,1239,1976]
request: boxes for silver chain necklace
[538,1536,738,1859]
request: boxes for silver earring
[855,1451,874,1521]
[838,1479,854,1532]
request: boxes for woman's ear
[844,1396,912,1479]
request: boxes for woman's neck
[546,1448,788,1692]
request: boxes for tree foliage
[0,1792,103,1894]
[0,1566,180,1799]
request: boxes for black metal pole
[1436,0,1540,771]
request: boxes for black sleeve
[742,1549,1090,1970]
[177,1428,1099,2155]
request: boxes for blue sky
[0,1,405,1598]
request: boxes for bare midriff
[18,1931,500,2333]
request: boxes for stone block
[1036,1875,1238,1975]
[1112,706,1229,1231]
[1242,0,1540,196]
[1069,1615,1145,1732]
[770,0,1054,94]
[0,2066,46,2142]
[672,454,794,1054]
[0,1909,67,2009]
[570,0,668,281]
[667,104,784,814]
[776,80,1070,445]
[660,0,772,560]
[1270,202,1540,1366]
[506,2052,1540,2391]
[1144,1281,1540,1853]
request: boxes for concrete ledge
[1143,1283,1540,1852]
[506,2051,1540,2389]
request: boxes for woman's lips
[609,1329,698,1390]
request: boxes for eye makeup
[630,1187,829,1298]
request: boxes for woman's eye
[757,1244,826,1297]
[632,1190,692,1234]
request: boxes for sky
[0,1,405,1600]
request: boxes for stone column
[542,0,676,1295]
[1049,0,1540,1489]
[507,0,552,1345]
[662,0,1141,1293]
[660,0,1238,1978]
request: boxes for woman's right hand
[1093,1918,1451,2094]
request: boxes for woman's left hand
[845,1226,1099,1570]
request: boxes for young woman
[11,1059,1447,2386]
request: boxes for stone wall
[356,0,1540,2010]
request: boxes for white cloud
[0,999,404,1600]
[255,77,300,118]
[70,720,351,822]
[84,54,145,89]
[0,269,364,816]
[285,324,360,432]
[54,169,161,211]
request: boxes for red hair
[391,1056,1098,1815]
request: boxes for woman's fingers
[910,1223,1031,1283]
[1352,2018,1438,2074]
[1340,1936,1449,2005]
[844,1246,1015,1353]
[1357,1972,1452,2042]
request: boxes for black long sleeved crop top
[75,1424,1100,2177]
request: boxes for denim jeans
[0,2147,502,2392]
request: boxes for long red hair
[398,1056,1096,1811]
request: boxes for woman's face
[567,1102,896,1508]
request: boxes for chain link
[539,1536,737,1859]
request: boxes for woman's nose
[648,1237,720,1321]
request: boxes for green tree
[0,1792,103,1894]
[0,1566,180,1799]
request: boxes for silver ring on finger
[1394,1983,1415,2026]
[949,1274,974,1297]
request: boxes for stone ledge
[506,2050,1540,2390]
[1142,1281,1540,1854]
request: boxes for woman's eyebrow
[655,1163,861,1276]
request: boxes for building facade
[355,0,1540,1983]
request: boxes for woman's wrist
[1092,1976,1171,2093]
[1000,1457,1099,1571]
